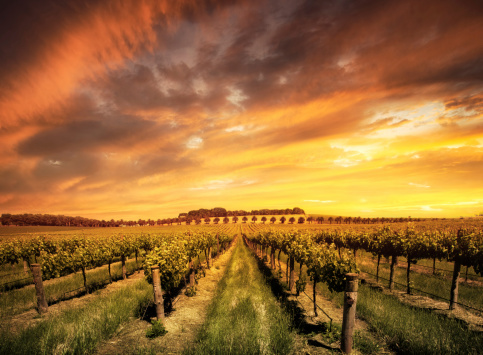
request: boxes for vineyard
[0,220,482,354]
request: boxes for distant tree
[242,216,248,223]
[307,216,313,224]
[213,207,227,217]
[233,216,239,223]
[328,216,333,224]
[298,217,305,224]
[204,217,211,224]
[289,217,296,224]
[223,217,229,224]
[186,217,192,225]
[252,216,258,223]
[280,216,286,224]
[316,216,324,224]
[270,216,276,224]
[261,216,267,224]
[213,217,220,224]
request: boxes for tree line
[180,207,305,219]
[0,213,116,227]
[0,211,427,228]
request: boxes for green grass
[357,252,483,310]
[184,239,294,355]
[0,279,152,355]
[312,271,483,354]
[0,258,141,317]
[356,285,483,354]
[277,249,483,354]
[274,250,382,354]
[396,254,482,281]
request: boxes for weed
[145,319,168,339]
[354,331,381,354]
[295,274,307,296]
[320,323,341,345]
[185,286,197,297]
[0,279,152,354]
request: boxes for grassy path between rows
[276,251,483,354]
[0,276,152,354]
[185,238,294,355]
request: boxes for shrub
[145,320,167,338]
[185,286,197,297]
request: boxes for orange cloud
[1,0,482,219]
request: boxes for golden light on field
[0,0,482,220]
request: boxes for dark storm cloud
[17,115,164,157]
[32,152,100,182]
[82,0,482,124]
[0,0,252,128]
[0,0,94,86]
[99,63,217,113]
[0,166,32,193]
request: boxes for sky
[0,0,482,220]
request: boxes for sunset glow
[1,0,482,220]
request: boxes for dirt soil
[4,270,146,335]
[359,255,483,287]
[1,258,141,317]
[94,242,236,355]
[264,255,393,355]
[360,274,483,332]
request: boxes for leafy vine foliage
[0,229,234,296]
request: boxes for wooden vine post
[341,273,359,354]
[449,260,461,310]
[289,256,295,292]
[206,246,211,268]
[151,266,165,321]
[217,234,220,257]
[31,263,48,314]
[271,247,276,269]
[121,255,127,280]
[189,259,195,287]
[23,258,30,273]
[389,255,397,290]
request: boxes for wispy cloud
[190,179,257,191]
[304,200,336,203]
[409,182,431,188]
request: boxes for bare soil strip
[94,241,236,354]
[360,274,483,332]
[261,256,391,355]
[4,270,145,335]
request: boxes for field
[0,221,482,354]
